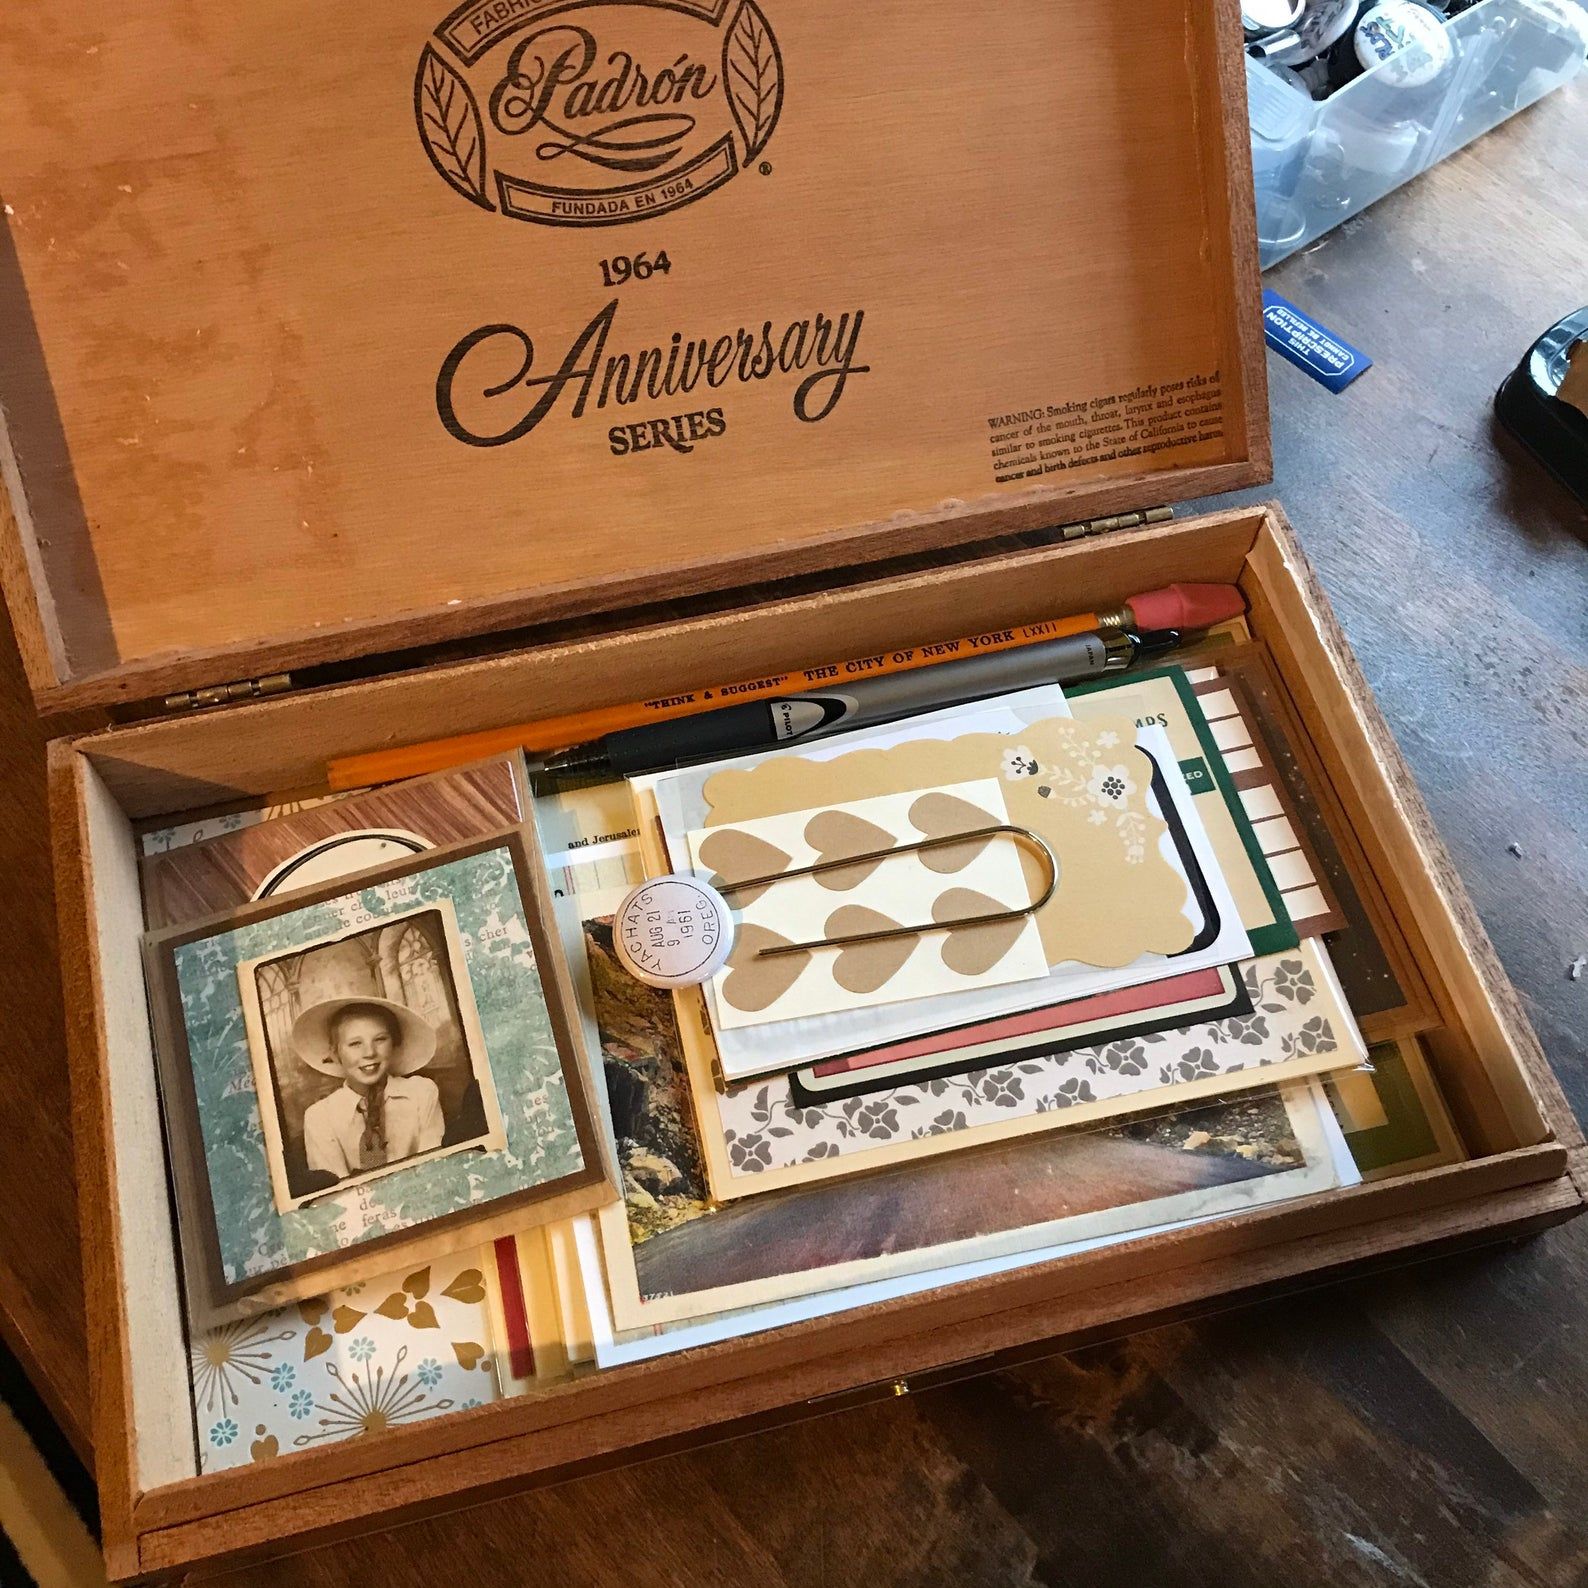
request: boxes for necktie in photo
[358,1080,389,1169]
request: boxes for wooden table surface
[2,79,1586,1588]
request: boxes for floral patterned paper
[1001,728,1151,861]
[188,1249,499,1472]
[711,950,1348,1182]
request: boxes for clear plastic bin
[1248,0,1588,267]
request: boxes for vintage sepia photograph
[241,902,507,1212]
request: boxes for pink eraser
[1129,582,1247,632]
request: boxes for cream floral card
[678,940,1366,1199]
[688,779,1049,1027]
[188,1247,499,1472]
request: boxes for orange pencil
[327,583,1244,790]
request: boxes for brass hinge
[1057,505,1173,541]
[805,1376,911,1410]
[162,673,293,713]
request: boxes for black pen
[534,628,1182,781]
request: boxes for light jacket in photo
[302,1074,444,1178]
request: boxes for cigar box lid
[0,1,1270,713]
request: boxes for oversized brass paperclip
[715,824,1059,958]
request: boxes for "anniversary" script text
[436,299,870,447]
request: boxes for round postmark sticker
[613,875,734,988]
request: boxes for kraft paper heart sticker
[720,923,811,1011]
[802,809,895,890]
[825,905,918,994]
[699,716,1192,968]
[696,829,792,905]
[442,1269,486,1305]
[933,887,1028,977]
[908,791,1000,872]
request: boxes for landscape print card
[574,1073,1359,1365]
[572,875,1344,1331]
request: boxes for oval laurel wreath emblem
[415,0,785,226]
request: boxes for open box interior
[56,504,1576,1552]
[2,4,1575,1570]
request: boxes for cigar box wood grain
[74,509,1268,820]
[50,745,187,1580]
[194,1216,1588,1588]
[22,465,1268,717]
[0,488,59,696]
[0,588,91,1464]
[135,1173,1585,1579]
[125,1140,1571,1538]
[0,0,1266,712]
[134,1168,1583,1569]
[0,2,1581,1580]
[47,496,1584,1580]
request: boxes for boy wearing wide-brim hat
[296,997,444,1181]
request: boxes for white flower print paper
[188,1247,499,1473]
[682,940,1366,1198]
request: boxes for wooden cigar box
[0,0,1580,1579]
